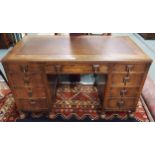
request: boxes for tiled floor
[0,34,155,82]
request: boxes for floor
[0,33,155,82]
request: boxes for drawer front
[112,74,143,87]
[105,98,136,111]
[113,64,146,73]
[109,87,139,97]
[7,63,42,73]
[17,99,48,111]
[10,73,44,87]
[45,64,108,74]
[14,87,46,98]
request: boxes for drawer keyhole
[120,88,128,96]
[28,90,33,97]
[92,64,100,73]
[20,65,28,73]
[55,65,62,73]
[117,100,125,108]
[123,76,130,85]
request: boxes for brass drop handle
[92,64,100,73]
[117,100,125,108]
[20,65,28,73]
[30,99,36,104]
[123,76,130,85]
[55,65,62,73]
[120,88,128,96]
[126,65,133,73]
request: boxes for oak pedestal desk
[2,36,152,119]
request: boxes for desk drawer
[17,99,48,112]
[14,87,46,99]
[112,74,143,87]
[45,64,108,74]
[10,73,44,87]
[109,87,139,97]
[113,64,146,73]
[105,98,136,111]
[7,63,42,73]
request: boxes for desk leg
[128,110,134,118]
[49,113,55,119]
[100,111,106,119]
[19,111,27,119]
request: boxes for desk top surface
[3,35,152,62]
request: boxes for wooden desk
[2,35,152,119]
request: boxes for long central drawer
[45,63,108,74]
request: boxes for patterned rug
[0,81,149,122]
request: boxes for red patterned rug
[0,81,149,122]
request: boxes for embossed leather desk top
[3,35,151,62]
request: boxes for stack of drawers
[104,63,147,112]
[4,61,150,117]
[6,63,49,112]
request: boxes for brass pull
[20,65,28,73]
[55,65,62,73]
[117,100,125,108]
[123,76,130,85]
[126,65,133,73]
[120,88,128,96]
[92,64,100,73]
[30,99,36,104]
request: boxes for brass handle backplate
[126,65,134,73]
